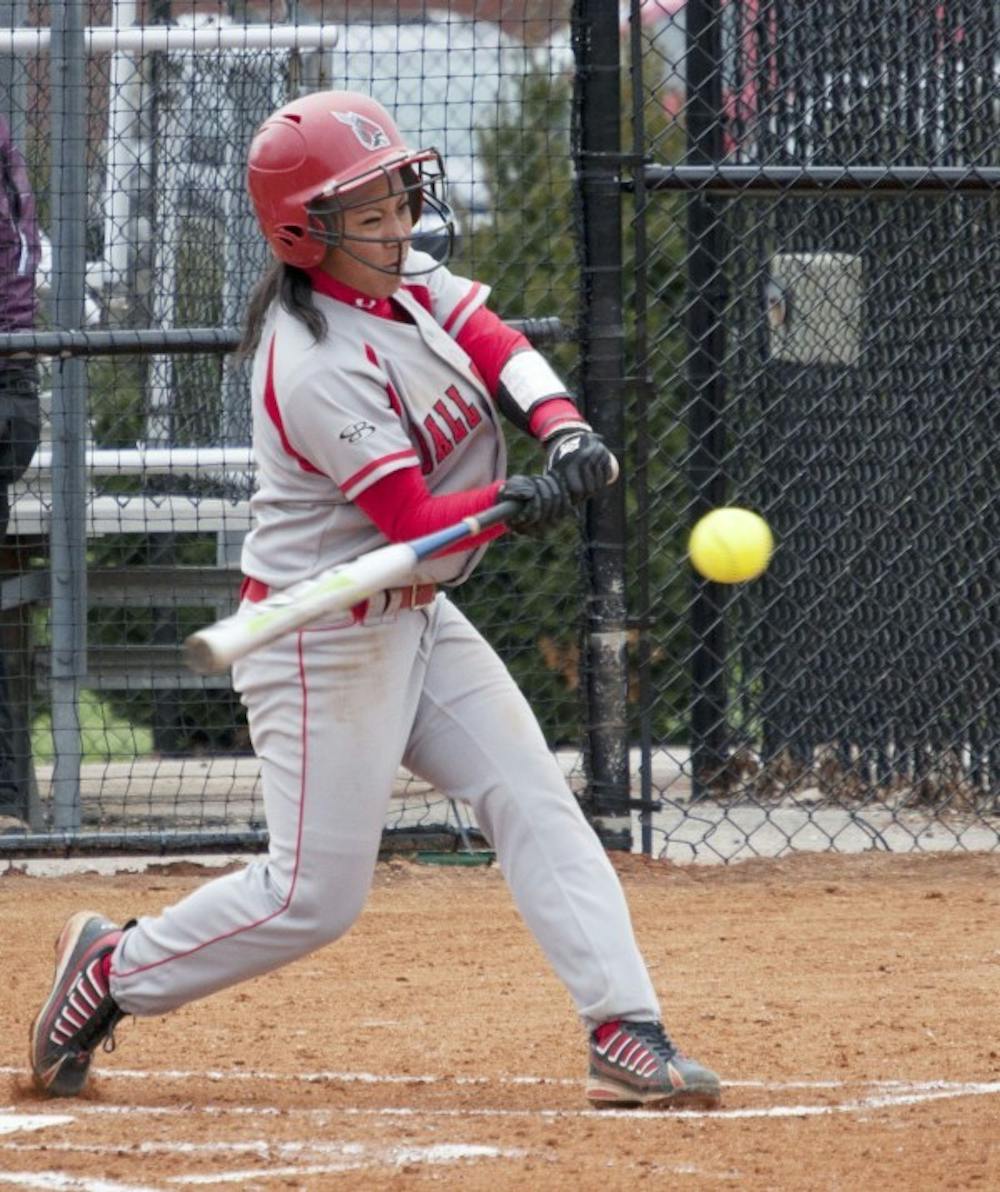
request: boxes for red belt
[239,576,437,620]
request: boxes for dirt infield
[2,850,998,1190]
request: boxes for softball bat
[184,500,520,674]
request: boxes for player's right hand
[544,430,619,502]
[499,473,574,530]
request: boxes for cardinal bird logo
[333,110,391,151]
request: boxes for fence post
[571,0,631,849]
[684,0,728,799]
[48,1,89,828]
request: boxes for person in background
[0,112,41,825]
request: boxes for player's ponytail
[238,262,328,357]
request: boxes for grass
[31,690,154,764]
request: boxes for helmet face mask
[305,155,455,276]
[247,90,455,273]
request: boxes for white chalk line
[0,1063,987,1092]
[0,1143,527,1191]
[0,1113,75,1136]
[0,1140,520,1160]
[2,1081,998,1129]
[2,1084,998,1192]
[0,1175,160,1192]
[0,1064,547,1088]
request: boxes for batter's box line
[0,1065,518,1087]
[0,1141,530,1188]
[2,1081,999,1126]
[2,1065,995,1093]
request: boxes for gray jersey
[241,251,506,589]
[100,116,669,1085]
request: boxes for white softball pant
[110,595,660,1029]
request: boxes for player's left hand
[498,473,574,532]
[545,431,619,502]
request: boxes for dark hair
[238,261,328,357]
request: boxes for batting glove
[499,473,575,531]
[544,430,619,502]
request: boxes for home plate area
[0,1068,998,1190]
[3,852,998,1189]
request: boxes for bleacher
[4,443,253,689]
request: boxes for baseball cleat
[29,911,128,1097]
[586,1019,722,1109]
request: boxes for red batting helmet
[246,90,448,269]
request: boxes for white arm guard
[496,349,590,438]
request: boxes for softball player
[29,91,720,1111]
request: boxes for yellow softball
[688,507,774,583]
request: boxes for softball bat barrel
[183,500,520,675]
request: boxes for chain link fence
[0,1,580,855]
[628,0,1000,858]
[0,0,997,863]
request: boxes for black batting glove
[545,430,619,503]
[499,473,575,532]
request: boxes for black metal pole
[627,0,654,856]
[685,0,728,800]
[0,317,570,359]
[572,0,631,849]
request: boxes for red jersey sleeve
[353,466,506,556]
